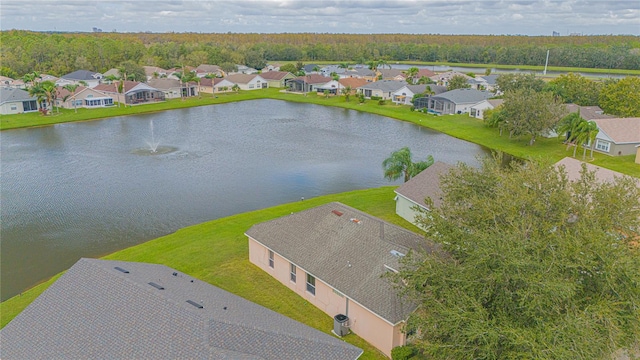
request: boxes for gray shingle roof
[246,202,432,325]
[0,87,36,105]
[0,258,362,360]
[61,70,102,81]
[394,161,455,209]
[430,88,494,104]
[358,80,408,92]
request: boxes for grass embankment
[2,88,638,176]
[1,186,414,359]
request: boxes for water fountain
[147,120,160,153]
[132,120,177,156]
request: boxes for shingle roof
[593,117,640,144]
[147,78,182,90]
[196,64,222,73]
[358,80,408,92]
[378,69,406,79]
[224,73,261,84]
[293,74,332,84]
[395,162,455,209]
[0,258,362,360]
[259,71,293,80]
[565,104,614,120]
[61,70,102,81]
[554,157,638,185]
[430,88,494,104]
[246,202,432,325]
[338,77,368,89]
[0,87,36,104]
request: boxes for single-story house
[233,65,258,75]
[378,69,406,81]
[56,70,103,88]
[198,77,235,94]
[344,68,377,82]
[0,75,15,87]
[317,80,343,95]
[392,84,437,105]
[338,77,368,93]
[55,86,114,109]
[411,85,449,109]
[477,74,499,92]
[413,68,436,82]
[303,64,320,73]
[259,71,296,88]
[263,63,282,72]
[147,78,198,99]
[246,202,430,357]
[469,99,504,119]
[0,258,362,359]
[320,65,347,78]
[592,117,640,156]
[554,157,639,185]
[0,87,39,114]
[425,88,494,115]
[394,161,455,226]
[287,74,332,93]
[565,104,614,121]
[224,73,267,90]
[94,81,165,105]
[195,64,225,78]
[429,71,472,87]
[143,66,169,80]
[357,80,407,100]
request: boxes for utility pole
[543,50,550,75]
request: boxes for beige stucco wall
[0,101,26,114]
[395,195,423,227]
[248,237,405,357]
[636,147,640,164]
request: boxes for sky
[1,0,638,35]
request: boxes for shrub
[391,345,416,360]
[378,99,386,105]
[370,96,382,100]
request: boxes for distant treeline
[1,30,639,77]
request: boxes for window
[290,263,296,283]
[595,139,610,153]
[10,105,17,111]
[306,273,316,295]
[268,250,274,268]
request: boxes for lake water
[0,99,489,301]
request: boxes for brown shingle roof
[593,117,640,144]
[259,71,292,80]
[224,73,260,84]
[554,157,638,184]
[394,162,455,209]
[565,104,614,120]
[94,80,141,93]
[338,77,368,89]
[294,74,332,84]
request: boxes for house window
[10,105,17,111]
[268,250,274,268]
[249,84,254,89]
[74,100,83,106]
[290,263,296,283]
[595,139,610,153]
[306,273,316,295]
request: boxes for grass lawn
[1,186,418,359]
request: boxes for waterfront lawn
[0,186,414,359]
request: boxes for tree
[501,88,566,145]
[447,74,471,91]
[496,73,545,93]
[232,84,240,93]
[340,85,352,102]
[118,61,146,82]
[279,63,297,74]
[404,67,419,84]
[175,69,198,100]
[63,84,79,113]
[598,76,640,117]
[393,157,640,360]
[545,73,601,106]
[382,147,434,183]
[557,112,585,157]
[220,62,238,74]
[483,106,508,136]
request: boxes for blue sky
[2,0,639,35]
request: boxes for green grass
[1,186,417,359]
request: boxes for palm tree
[557,112,584,156]
[579,120,599,159]
[63,84,80,113]
[28,82,47,114]
[377,59,390,70]
[382,147,434,183]
[42,81,57,114]
[341,85,352,102]
[405,67,419,84]
[338,62,350,70]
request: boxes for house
[414,68,436,81]
[57,70,103,88]
[263,63,282,72]
[392,84,436,105]
[477,74,500,92]
[288,74,332,93]
[554,157,639,185]
[303,64,320,73]
[143,66,169,80]
[102,68,121,78]
[411,85,448,109]
[357,80,407,100]
[224,73,267,90]
[259,71,296,88]
[469,99,504,119]
[0,75,15,87]
[317,80,343,95]
[394,162,455,226]
[0,87,39,114]
[565,104,614,121]
[338,78,368,93]
[195,64,225,78]
[320,65,347,78]
[55,86,114,109]
[0,258,363,359]
[378,69,406,81]
[197,77,235,94]
[429,71,472,87]
[147,78,198,99]
[424,88,494,115]
[246,202,431,357]
[592,117,640,156]
[234,65,258,74]
[344,68,377,82]
[93,81,165,105]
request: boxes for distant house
[429,71,472,87]
[94,81,165,105]
[195,64,225,78]
[338,78,368,93]
[394,162,455,226]
[316,80,343,95]
[413,68,436,82]
[102,68,121,78]
[0,87,39,114]
[357,80,407,100]
[57,70,103,88]
[198,77,235,94]
[303,64,320,73]
[592,117,640,156]
[392,84,435,105]
[0,258,362,360]
[554,157,639,185]
[246,202,430,358]
[565,104,614,121]
[477,74,500,92]
[378,69,406,81]
[147,78,198,99]
[320,65,347,78]
[344,68,377,82]
[224,74,267,90]
[259,71,296,88]
[234,65,258,75]
[55,86,114,109]
[425,88,494,115]
[143,66,169,81]
[0,75,15,87]
[469,99,504,119]
[287,74,332,93]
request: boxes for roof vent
[390,250,405,257]
[332,210,343,217]
[350,218,361,224]
[148,282,165,290]
[187,300,204,309]
[114,267,129,274]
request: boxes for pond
[0,99,489,301]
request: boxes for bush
[370,96,382,101]
[378,99,386,105]
[391,345,416,360]
[410,106,415,112]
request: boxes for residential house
[0,75,15,87]
[429,71,472,87]
[246,202,431,357]
[57,70,103,88]
[378,69,406,81]
[224,74,267,90]
[0,87,39,114]
[592,117,640,156]
[94,81,165,105]
[317,80,343,95]
[198,77,235,94]
[55,86,114,109]
[424,88,494,115]
[320,65,347,78]
[565,104,614,121]
[234,65,258,75]
[195,64,225,78]
[344,68,377,82]
[263,63,282,72]
[102,68,121,78]
[554,157,639,185]
[394,162,455,226]
[259,71,296,88]
[338,78,368,94]
[147,78,198,99]
[477,74,499,92]
[411,85,448,109]
[303,64,320,73]
[469,99,504,119]
[392,84,436,105]
[287,74,332,93]
[357,80,407,100]
[412,68,436,83]
[0,258,363,360]
[143,66,169,81]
